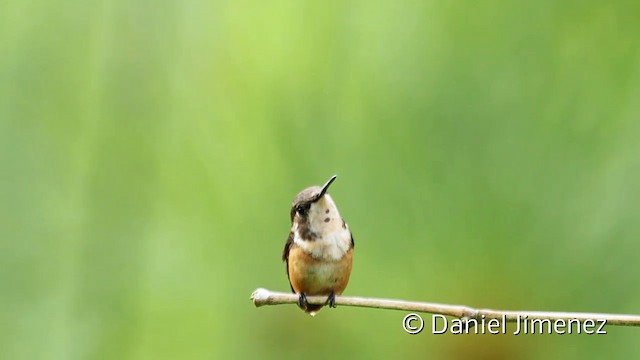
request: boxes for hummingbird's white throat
[293,194,352,261]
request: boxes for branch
[250,288,640,327]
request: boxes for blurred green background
[2,0,640,359]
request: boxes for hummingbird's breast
[293,225,352,261]
[287,244,353,296]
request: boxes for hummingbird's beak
[318,175,337,198]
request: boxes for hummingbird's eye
[297,204,309,216]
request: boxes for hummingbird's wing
[282,231,295,292]
[343,218,354,248]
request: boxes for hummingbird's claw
[297,293,308,309]
[326,292,337,308]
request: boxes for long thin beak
[318,175,337,197]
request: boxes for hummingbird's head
[290,175,343,239]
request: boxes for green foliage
[1,1,639,359]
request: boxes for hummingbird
[282,175,354,316]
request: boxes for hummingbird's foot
[297,293,308,309]
[326,292,337,308]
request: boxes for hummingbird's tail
[303,304,324,317]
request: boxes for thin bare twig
[250,288,640,327]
